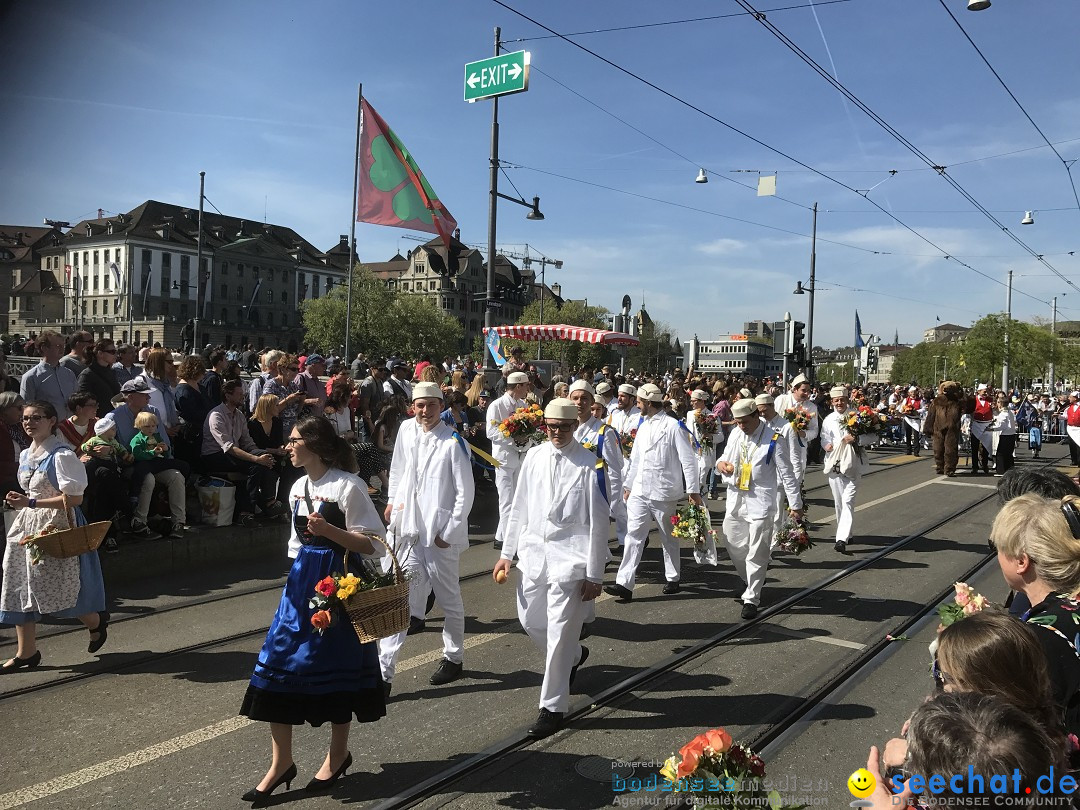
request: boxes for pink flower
[954,583,971,607]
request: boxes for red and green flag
[357,97,458,251]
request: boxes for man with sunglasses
[19,330,78,419]
[493,398,607,738]
[60,330,94,377]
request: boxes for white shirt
[574,416,625,510]
[717,418,802,519]
[766,413,804,482]
[287,468,385,559]
[623,411,700,502]
[773,393,820,443]
[485,392,527,463]
[502,440,609,583]
[820,410,877,479]
[992,407,1017,436]
[607,405,642,436]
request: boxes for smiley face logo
[848,768,876,798]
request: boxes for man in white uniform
[756,393,805,547]
[820,386,876,553]
[486,371,532,551]
[716,398,803,618]
[605,383,701,600]
[378,382,474,691]
[493,398,607,738]
[607,383,642,434]
[688,389,723,494]
[773,373,819,479]
[595,381,614,414]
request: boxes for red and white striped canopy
[484,324,640,346]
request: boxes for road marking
[763,625,866,650]
[936,479,998,490]
[817,479,937,524]
[872,454,918,465]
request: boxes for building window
[103,273,109,291]
[237,263,244,278]
[402,282,410,291]
[83,251,89,266]
[221,308,228,322]
[429,281,436,290]
[160,252,172,294]
[160,301,169,317]
[282,291,288,306]
[237,285,244,302]
[313,279,320,299]
[267,289,274,303]
[220,261,228,276]
[93,250,99,265]
[267,312,274,328]
[416,263,425,274]
[221,284,228,300]
[180,255,190,296]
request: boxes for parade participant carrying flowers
[822,386,885,554]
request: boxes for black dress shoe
[834,540,847,553]
[741,603,758,620]
[527,708,564,738]
[407,616,425,635]
[569,646,589,690]
[429,658,463,685]
[603,584,633,601]
[304,752,351,792]
[383,681,392,699]
[88,610,110,654]
[242,762,296,804]
[1,650,42,673]
[662,581,681,595]
[425,590,436,616]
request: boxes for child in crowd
[82,413,134,468]
[130,411,169,460]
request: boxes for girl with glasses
[0,401,108,672]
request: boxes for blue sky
[2,0,1078,349]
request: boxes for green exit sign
[464,51,530,102]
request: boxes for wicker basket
[341,534,410,644]
[29,495,111,559]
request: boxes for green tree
[624,319,679,375]
[384,294,463,360]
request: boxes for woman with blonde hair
[418,365,440,385]
[991,492,1080,738]
[139,347,179,436]
[465,373,485,408]
[450,370,468,395]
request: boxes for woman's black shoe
[242,762,296,805]
[305,752,352,792]
[1,650,42,673]
[88,611,110,654]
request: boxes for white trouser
[697,451,715,493]
[828,473,858,545]
[722,495,773,606]
[615,495,680,590]
[613,499,627,547]
[493,458,521,544]
[135,468,186,523]
[517,574,588,713]
[378,541,464,681]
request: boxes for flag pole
[346,84,362,363]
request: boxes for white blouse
[287,467,385,559]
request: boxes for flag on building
[141,262,153,314]
[356,97,458,251]
[110,262,122,312]
[247,278,262,320]
[855,311,865,349]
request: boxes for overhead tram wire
[504,0,858,43]
[730,0,1079,297]
[490,1,1051,308]
[937,0,1080,218]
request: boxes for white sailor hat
[908,386,918,393]
[596,381,613,396]
[755,393,775,406]
[739,388,753,399]
[544,397,577,421]
[507,371,530,385]
[690,389,709,401]
[568,379,595,396]
[412,382,443,401]
[731,399,756,418]
[829,385,848,399]
[790,374,808,388]
[618,383,637,396]
[636,383,663,402]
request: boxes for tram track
[367,456,1034,810]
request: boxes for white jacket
[502,440,609,583]
[485,392,527,466]
[386,418,474,549]
[717,417,802,519]
[820,410,875,479]
[574,416,625,511]
[624,411,700,502]
[773,393,820,444]
[607,405,642,436]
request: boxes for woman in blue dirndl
[0,400,108,672]
[239,416,387,805]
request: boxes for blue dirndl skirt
[239,543,386,727]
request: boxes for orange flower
[315,577,336,597]
[704,728,733,754]
[677,737,708,778]
[310,609,332,631]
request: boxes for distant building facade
[683,334,771,377]
[922,323,970,343]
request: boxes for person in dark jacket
[77,338,122,419]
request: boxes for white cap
[636,383,663,403]
[544,397,577,421]
[908,386,918,393]
[618,383,637,396]
[412,382,443,401]
[569,379,595,396]
[731,399,756,418]
[977,383,988,391]
[690,389,708,401]
[596,381,613,396]
[755,393,774,406]
[790,374,807,388]
[507,371,530,385]
[94,413,117,436]
[829,386,848,399]
[739,388,752,399]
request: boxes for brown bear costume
[923,381,963,476]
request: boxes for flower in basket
[660,726,774,806]
[783,407,811,434]
[845,404,889,437]
[309,567,400,635]
[670,503,716,551]
[774,515,813,555]
[938,581,990,627]
[695,410,718,450]
[620,428,637,459]
[495,404,548,446]
[22,525,63,566]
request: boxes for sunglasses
[545,422,575,433]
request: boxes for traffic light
[791,321,806,366]
[772,321,787,360]
[867,346,879,373]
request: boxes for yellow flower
[341,574,360,588]
[660,755,679,784]
[337,584,357,600]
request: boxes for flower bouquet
[660,727,776,808]
[695,410,719,450]
[845,404,889,437]
[774,516,813,556]
[783,407,811,434]
[671,502,718,566]
[620,428,637,459]
[938,581,989,627]
[496,404,547,447]
[900,401,921,418]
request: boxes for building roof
[0,225,64,264]
[12,269,62,294]
[929,323,968,332]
